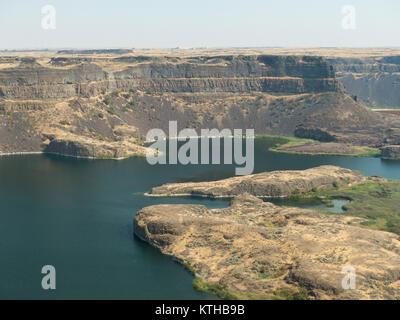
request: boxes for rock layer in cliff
[1,52,399,156]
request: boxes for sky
[0,0,399,49]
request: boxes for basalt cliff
[1,51,400,158]
[329,55,400,109]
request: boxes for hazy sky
[0,0,399,49]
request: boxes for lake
[1,138,400,299]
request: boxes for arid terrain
[1,48,400,158]
[135,166,400,300]
[148,165,365,198]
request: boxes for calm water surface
[1,138,400,299]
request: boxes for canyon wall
[329,56,400,108]
[0,55,341,99]
[0,52,399,157]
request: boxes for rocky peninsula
[148,165,365,198]
[135,192,400,300]
[136,165,400,300]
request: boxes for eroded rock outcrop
[42,132,147,159]
[134,193,400,300]
[148,165,365,198]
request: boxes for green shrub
[193,278,237,300]
[274,288,308,300]
[107,107,116,115]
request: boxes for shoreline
[0,134,384,160]
[0,151,44,156]
[0,150,143,161]
[144,192,289,199]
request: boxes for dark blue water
[0,138,400,299]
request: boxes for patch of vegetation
[273,288,309,300]
[106,107,116,115]
[193,278,308,300]
[59,120,71,126]
[258,135,314,151]
[257,265,283,279]
[97,112,104,119]
[103,97,110,105]
[270,194,324,206]
[269,178,400,235]
[315,253,344,264]
[186,240,206,248]
[356,147,382,157]
[259,135,381,157]
[283,180,400,235]
[218,253,243,267]
[193,278,237,300]
[317,180,400,235]
[193,278,270,300]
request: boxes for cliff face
[329,56,400,108]
[0,55,341,99]
[0,53,398,156]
